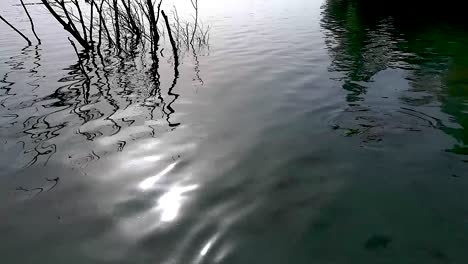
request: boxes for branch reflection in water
[321,0,468,157]
[0,1,210,186]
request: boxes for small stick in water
[0,14,32,46]
[19,0,41,44]
[161,10,179,66]
[69,37,90,81]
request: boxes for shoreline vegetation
[1,0,211,136]
[1,0,210,68]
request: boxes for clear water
[1,0,467,263]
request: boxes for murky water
[1,0,467,263]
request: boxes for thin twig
[68,37,90,81]
[94,0,113,48]
[190,0,197,44]
[20,0,41,44]
[113,0,121,51]
[89,0,94,45]
[71,0,88,41]
[161,10,179,66]
[41,0,90,49]
[0,14,32,45]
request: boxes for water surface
[1,0,467,263]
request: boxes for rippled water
[1,0,467,263]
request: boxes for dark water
[1,0,467,263]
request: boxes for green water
[0,0,467,263]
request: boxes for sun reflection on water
[157,184,198,222]
[138,161,178,190]
[123,155,163,169]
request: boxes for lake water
[1,0,467,263]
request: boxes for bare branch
[71,0,88,41]
[20,0,41,44]
[41,0,90,49]
[68,37,90,81]
[161,10,178,65]
[112,0,121,51]
[0,14,32,46]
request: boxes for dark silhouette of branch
[89,0,94,45]
[71,0,88,41]
[45,177,60,191]
[97,0,103,48]
[113,0,121,51]
[190,0,198,44]
[58,0,80,33]
[69,37,90,81]
[121,0,141,41]
[164,63,180,127]
[19,0,41,44]
[0,14,32,45]
[40,0,90,50]
[161,10,179,66]
[94,0,114,48]
[145,0,162,57]
[155,0,162,24]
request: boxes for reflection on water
[1,0,468,263]
[322,0,468,155]
[138,161,177,190]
